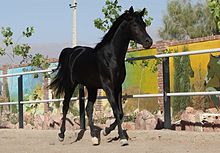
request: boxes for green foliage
[172,47,194,116]
[69,102,79,116]
[94,0,153,49]
[159,0,218,40]
[13,44,32,63]
[32,83,44,100]
[208,0,220,32]
[22,27,34,37]
[191,64,210,110]
[124,113,137,122]
[1,27,13,47]
[94,0,122,32]
[26,83,44,114]
[0,26,49,70]
[30,53,50,69]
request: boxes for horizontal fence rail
[125,48,220,61]
[0,48,220,129]
[1,91,220,106]
[0,48,219,78]
[0,68,56,78]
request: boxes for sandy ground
[0,129,220,153]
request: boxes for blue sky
[0,0,168,64]
[0,0,167,44]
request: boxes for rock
[206,108,218,114]
[24,112,35,125]
[186,107,195,113]
[135,110,157,130]
[181,107,204,123]
[34,115,43,130]
[105,118,115,127]
[122,122,135,130]
[43,112,52,130]
[25,124,33,130]
[0,121,17,129]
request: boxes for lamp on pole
[69,0,77,47]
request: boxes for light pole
[69,0,77,47]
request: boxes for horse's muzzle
[143,38,153,49]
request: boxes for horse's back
[60,46,101,88]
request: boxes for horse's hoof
[91,137,99,145]
[120,139,128,146]
[101,129,107,136]
[58,133,64,142]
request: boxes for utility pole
[69,0,77,47]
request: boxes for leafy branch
[0,26,49,70]
[94,0,153,49]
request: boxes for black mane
[94,13,126,50]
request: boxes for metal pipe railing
[0,48,220,129]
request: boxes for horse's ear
[140,8,146,17]
[129,6,134,14]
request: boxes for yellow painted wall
[124,48,158,94]
[168,40,220,91]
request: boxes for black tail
[48,48,71,97]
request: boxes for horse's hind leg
[58,84,77,141]
[85,88,99,145]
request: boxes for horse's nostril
[146,38,153,47]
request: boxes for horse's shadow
[72,126,129,144]
[107,130,129,143]
[73,125,102,143]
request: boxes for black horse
[49,6,152,146]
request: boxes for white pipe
[167,91,220,96]
[1,91,220,106]
[125,48,220,61]
[156,48,220,58]
[1,48,220,78]
[0,67,56,78]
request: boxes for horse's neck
[99,22,130,64]
[110,22,130,61]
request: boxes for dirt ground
[0,129,220,153]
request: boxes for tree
[94,0,153,48]
[0,27,49,69]
[159,0,218,40]
[208,0,220,32]
[172,47,194,117]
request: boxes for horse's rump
[49,46,100,96]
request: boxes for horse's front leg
[103,85,128,146]
[86,88,99,145]
[103,86,124,136]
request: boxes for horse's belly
[74,61,102,88]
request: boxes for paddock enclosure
[0,129,220,153]
[1,35,220,129]
[1,35,220,152]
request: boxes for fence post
[18,75,24,128]
[79,84,85,130]
[162,57,171,129]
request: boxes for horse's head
[204,54,218,86]
[124,6,153,49]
